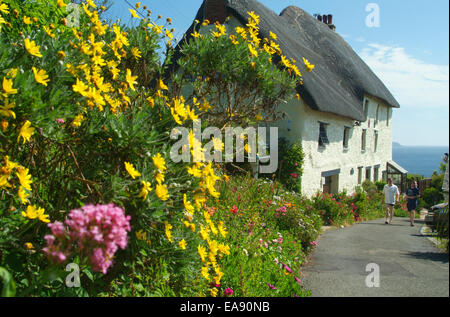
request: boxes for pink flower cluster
[43,204,131,274]
[275,205,287,218]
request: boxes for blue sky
[104,0,449,146]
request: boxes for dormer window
[318,122,330,147]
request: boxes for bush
[277,138,304,193]
[422,188,444,208]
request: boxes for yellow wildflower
[152,153,167,173]
[0,100,16,118]
[0,120,8,132]
[0,3,10,14]
[18,186,30,204]
[124,162,141,179]
[183,194,195,215]
[126,69,138,91]
[138,181,152,200]
[131,47,141,60]
[248,44,258,57]
[159,79,168,91]
[218,221,228,238]
[303,57,315,72]
[24,38,43,58]
[178,239,187,250]
[154,172,164,185]
[21,205,41,220]
[164,221,173,243]
[23,16,33,25]
[2,78,18,95]
[25,243,34,250]
[17,120,34,144]
[72,114,85,127]
[198,245,207,262]
[57,0,67,8]
[201,266,210,280]
[16,167,32,191]
[129,9,140,19]
[155,184,169,201]
[210,288,218,297]
[32,67,50,86]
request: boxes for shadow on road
[404,251,449,264]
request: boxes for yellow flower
[138,180,152,200]
[18,186,30,204]
[147,96,155,108]
[0,100,16,119]
[129,9,140,19]
[178,239,187,250]
[269,31,277,40]
[23,16,33,25]
[248,11,260,24]
[183,194,195,215]
[198,245,207,262]
[16,167,32,191]
[86,0,97,8]
[152,153,167,173]
[131,47,141,60]
[2,78,18,95]
[126,69,138,91]
[164,221,173,243]
[201,266,210,280]
[7,68,18,78]
[159,79,168,91]
[57,0,67,8]
[25,243,34,250]
[210,287,218,297]
[17,120,34,144]
[0,3,10,14]
[24,38,43,58]
[191,31,200,38]
[155,184,169,201]
[136,229,147,241]
[0,120,8,132]
[248,44,258,58]
[124,162,141,179]
[136,2,141,9]
[218,221,228,238]
[303,57,315,72]
[21,205,41,220]
[57,51,66,59]
[72,114,85,127]
[154,172,164,185]
[32,67,50,86]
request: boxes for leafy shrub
[422,187,443,208]
[277,138,304,192]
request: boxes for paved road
[302,217,449,297]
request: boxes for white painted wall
[274,95,394,197]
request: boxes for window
[374,166,380,182]
[318,122,329,147]
[343,126,351,149]
[363,99,369,120]
[374,130,379,152]
[361,129,367,152]
[375,104,380,128]
[358,167,363,185]
[365,167,371,180]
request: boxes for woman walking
[405,181,420,226]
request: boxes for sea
[392,145,449,178]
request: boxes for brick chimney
[316,13,336,31]
[203,0,227,24]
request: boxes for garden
[0,0,422,297]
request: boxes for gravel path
[302,217,449,297]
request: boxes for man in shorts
[383,178,400,224]
[405,181,420,226]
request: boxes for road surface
[302,217,449,297]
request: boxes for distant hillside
[392,142,403,148]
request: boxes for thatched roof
[170,0,400,121]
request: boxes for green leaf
[0,267,16,297]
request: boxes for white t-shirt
[383,184,400,204]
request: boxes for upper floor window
[318,122,330,147]
[363,99,369,123]
[386,108,391,127]
[343,126,351,149]
[361,129,367,152]
[374,130,379,152]
[375,104,380,128]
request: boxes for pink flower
[43,204,131,274]
[268,284,277,290]
[56,118,65,124]
[224,288,234,296]
[294,276,301,284]
[290,173,298,179]
[310,241,318,246]
[282,263,292,273]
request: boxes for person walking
[383,178,400,224]
[405,181,420,226]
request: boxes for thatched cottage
[174,0,407,197]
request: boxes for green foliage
[422,188,443,208]
[277,138,304,192]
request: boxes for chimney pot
[317,15,322,22]
[322,15,328,24]
[328,14,333,24]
